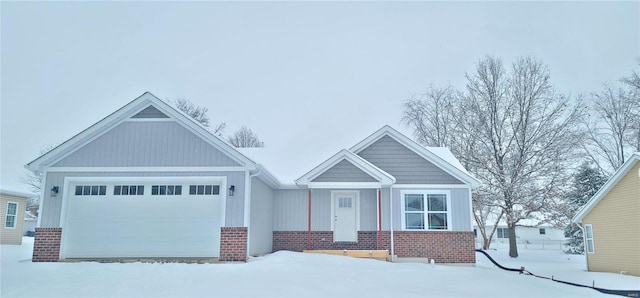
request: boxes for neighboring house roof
[26,92,258,172]
[350,125,481,188]
[572,152,640,223]
[295,149,396,187]
[0,189,34,198]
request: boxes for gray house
[27,92,480,263]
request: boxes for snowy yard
[2,237,638,297]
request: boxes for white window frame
[497,227,509,239]
[400,190,451,231]
[585,224,595,254]
[5,201,18,229]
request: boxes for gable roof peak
[26,92,257,171]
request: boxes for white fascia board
[0,189,35,198]
[295,149,395,185]
[253,164,282,189]
[572,153,640,223]
[307,182,383,189]
[26,93,158,171]
[392,184,471,189]
[45,166,249,172]
[26,92,259,172]
[349,125,481,188]
[148,98,257,168]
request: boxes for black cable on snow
[475,249,640,297]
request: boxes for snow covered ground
[2,237,638,297]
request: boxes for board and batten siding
[273,189,379,231]
[583,162,640,276]
[39,171,246,228]
[53,121,240,167]
[311,160,377,182]
[249,177,274,255]
[1,194,27,245]
[357,136,463,184]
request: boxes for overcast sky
[1,1,638,192]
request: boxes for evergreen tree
[564,162,608,254]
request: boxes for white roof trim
[572,152,640,223]
[0,189,35,198]
[26,92,257,172]
[295,149,396,186]
[350,125,481,188]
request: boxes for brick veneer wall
[273,230,474,263]
[32,227,62,262]
[220,227,247,262]
[393,231,475,263]
[273,231,389,252]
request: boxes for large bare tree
[227,126,264,148]
[404,56,583,257]
[582,80,640,174]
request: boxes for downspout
[245,167,261,258]
[377,188,382,249]
[389,185,394,262]
[307,189,312,250]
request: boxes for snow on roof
[238,147,331,186]
[0,189,35,198]
[240,145,471,187]
[425,147,471,176]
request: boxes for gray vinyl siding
[249,177,274,255]
[53,121,240,167]
[131,105,169,118]
[391,188,471,231]
[312,160,377,182]
[357,136,463,184]
[272,189,379,231]
[39,171,246,227]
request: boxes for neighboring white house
[475,218,567,250]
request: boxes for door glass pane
[404,194,424,211]
[338,197,352,208]
[405,213,424,229]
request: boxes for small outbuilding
[572,153,640,276]
[1,189,29,245]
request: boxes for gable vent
[131,105,169,119]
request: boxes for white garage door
[61,178,224,258]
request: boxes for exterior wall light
[228,185,235,196]
[51,186,59,196]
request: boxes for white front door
[333,191,358,242]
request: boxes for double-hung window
[585,224,595,253]
[401,190,451,230]
[5,202,18,228]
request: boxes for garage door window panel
[190,185,220,195]
[75,185,106,196]
[114,185,144,196]
[152,185,182,196]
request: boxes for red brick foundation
[32,227,62,262]
[220,227,247,262]
[273,231,389,251]
[393,231,475,263]
[273,230,475,263]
